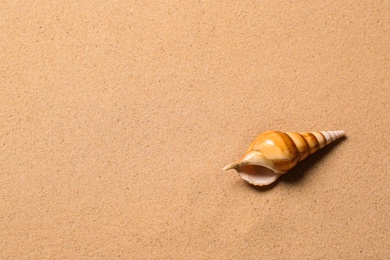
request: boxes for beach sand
[1,1,389,258]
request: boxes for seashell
[223,130,345,186]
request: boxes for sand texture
[1,1,389,259]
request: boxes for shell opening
[235,165,280,186]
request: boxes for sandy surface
[1,1,389,259]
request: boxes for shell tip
[337,130,346,138]
[222,162,238,171]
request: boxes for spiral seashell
[223,130,345,186]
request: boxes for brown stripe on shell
[274,132,300,172]
[286,132,310,162]
[299,132,319,154]
[311,132,326,149]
